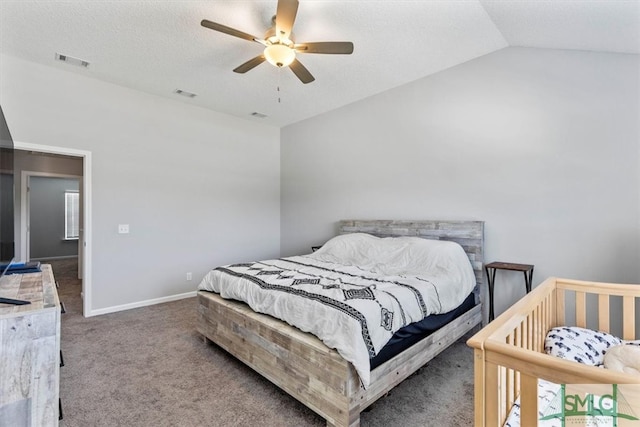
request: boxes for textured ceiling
[0,1,638,127]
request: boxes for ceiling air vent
[174,89,197,98]
[251,112,267,118]
[55,53,90,68]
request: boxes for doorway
[15,142,92,316]
[25,174,81,261]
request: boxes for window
[64,191,79,240]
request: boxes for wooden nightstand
[485,261,534,321]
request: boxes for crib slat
[542,295,548,340]
[485,361,500,426]
[530,307,540,351]
[546,293,553,333]
[520,374,538,427]
[623,296,636,340]
[527,313,533,351]
[537,303,544,352]
[505,333,512,412]
[506,367,514,413]
[545,293,552,331]
[522,317,528,349]
[556,288,565,326]
[473,349,486,427]
[540,303,546,352]
[514,323,522,396]
[499,345,508,423]
[576,291,586,327]
[598,294,610,333]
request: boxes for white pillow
[603,344,640,375]
[309,232,474,278]
[544,326,622,366]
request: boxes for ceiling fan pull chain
[277,67,282,103]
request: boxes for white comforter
[198,233,475,387]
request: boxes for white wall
[1,53,281,314]
[281,47,640,318]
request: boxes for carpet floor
[50,258,475,426]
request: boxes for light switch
[118,224,129,234]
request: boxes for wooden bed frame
[467,277,640,426]
[197,219,484,427]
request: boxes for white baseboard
[88,291,197,317]
[32,255,79,261]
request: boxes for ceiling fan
[201,0,354,84]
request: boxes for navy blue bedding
[370,292,476,370]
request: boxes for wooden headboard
[339,219,485,305]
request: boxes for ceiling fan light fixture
[201,0,354,83]
[264,43,295,68]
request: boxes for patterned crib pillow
[544,326,623,366]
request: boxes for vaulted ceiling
[1,1,638,127]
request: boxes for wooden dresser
[0,265,60,426]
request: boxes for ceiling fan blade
[233,55,266,74]
[294,42,354,55]
[289,59,315,84]
[275,0,299,39]
[201,19,261,43]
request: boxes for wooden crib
[467,277,640,426]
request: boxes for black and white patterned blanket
[199,257,471,386]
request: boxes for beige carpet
[50,259,476,427]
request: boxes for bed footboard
[198,290,481,427]
[197,290,361,427]
[467,277,640,427]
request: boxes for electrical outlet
[118,224,129,234]
[186,272,192,281]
